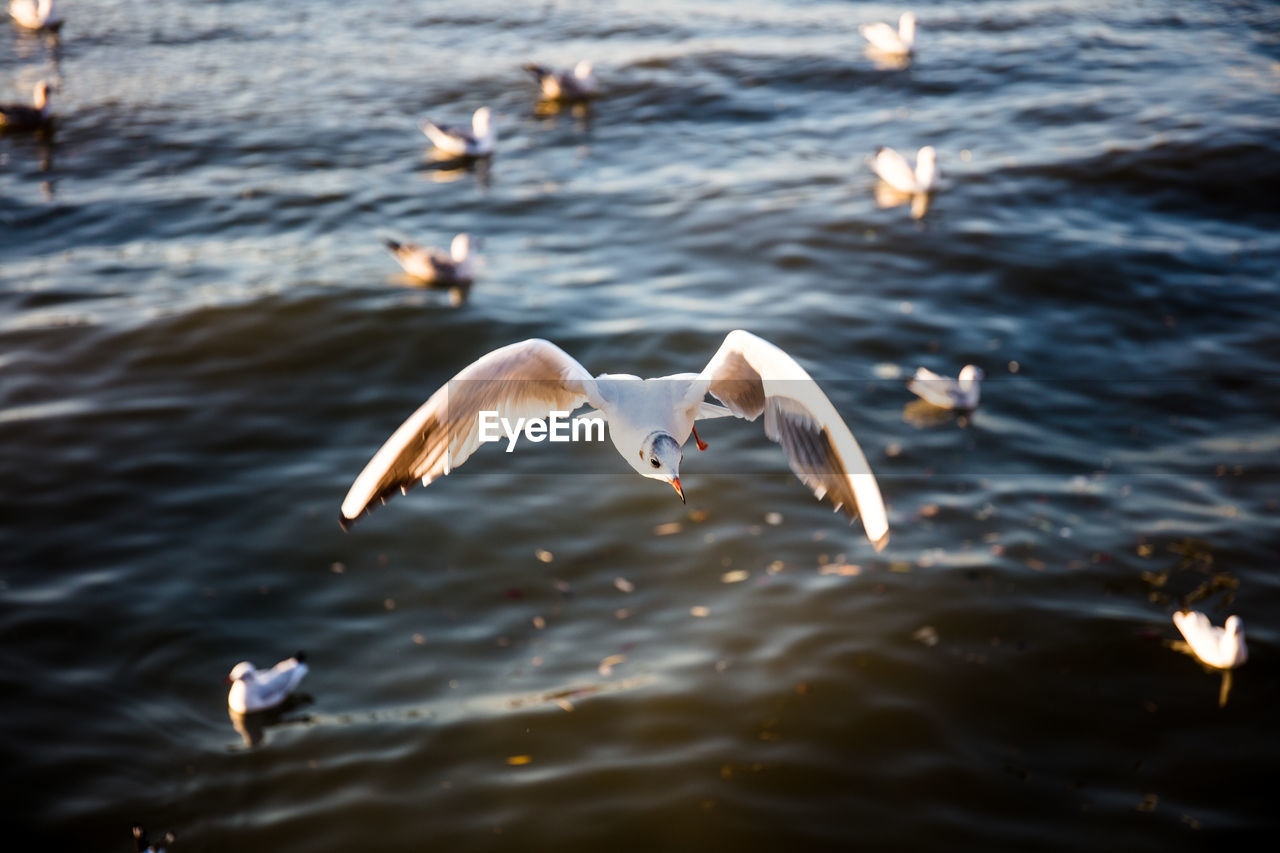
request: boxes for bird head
[472,106,493,135]
[226,661,255,685]
[958,364,984,385]
[34,80,52,109]
[574,60,595,80]
[1226,615,1243,636]
[915,145,937,188]
[450,233,472,261]
[636,431,684,502]
[899,12,917,47]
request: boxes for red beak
[670,477,685,503]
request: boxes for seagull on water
[385,233,475,284]
[861,12,916,56]
[421,106,496,158]
[0,80,53,132]
[524,61,598,101]
[227,653,309,714]
[871,145,936,195]
[339,331,890,550]
[907,365,983,411]
[1173,611,1247,669]
[9,0,62,31]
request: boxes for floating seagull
[861,11,916,56]
[0,80,53,132]
[132,825,174,853]
[8,0,62,31]
[226,653,309,714]
[907,365,983,411]
[385,233,475,284]
[421,106,496,158]
[340,330,890,550]
[1173,611,1248,669]
[871,145,936,195]
[524,61,598,101]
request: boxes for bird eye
[649,458,660,468]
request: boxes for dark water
[3,0,1279,849]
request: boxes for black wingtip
[384,239,402,253]
[294,650,307,663]
[338,511,355,532]
[875,145,886,155]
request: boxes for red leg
[692,424,708,451]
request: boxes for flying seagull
[421,106,496,158]
[9,0,63,31]
[385,233,475,284]
[0,80,53,132]
[861,12,916,56]
[226,653,309,714]
[524,61,599,101]
[1173,611,1248,669]
[907,365,982,411]
[339,331,890,550]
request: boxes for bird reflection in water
[229,692,313,748]
[875,182,931,219]
[421,149,492,189]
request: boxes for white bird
[1173,611,1248,669]
[340,330,890,550]
[0,80,53,132]
[871,145,936,194]
[226,653,309,713]
[524,60,598,101]
[860,11,915,56]
[8,0,62,31]
[385,233,475,284]
[421,106,496,158]
[907,365,983,411]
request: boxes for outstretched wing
[340,339,600,527]
[870,146,918,193]
[692,330,889,550]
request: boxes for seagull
[132,825,175,853]
[0,80,53,132]
[524,61,598,101]
[861,11,916,56]
[907,365,983,411]
[1173,611,1248,669]
[8,0,62,31]
[385,233,475,284]
[226,653,309,714]
[421,106,496,158]
[871,145,936,195]
[339,330,890,550]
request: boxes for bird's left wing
[693,330,889,550]
[340,339,601,528]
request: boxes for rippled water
[3,1,1279,849]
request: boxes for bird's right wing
[871,146,919,193]
[340,339,600,527]
[694,330,889,551]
